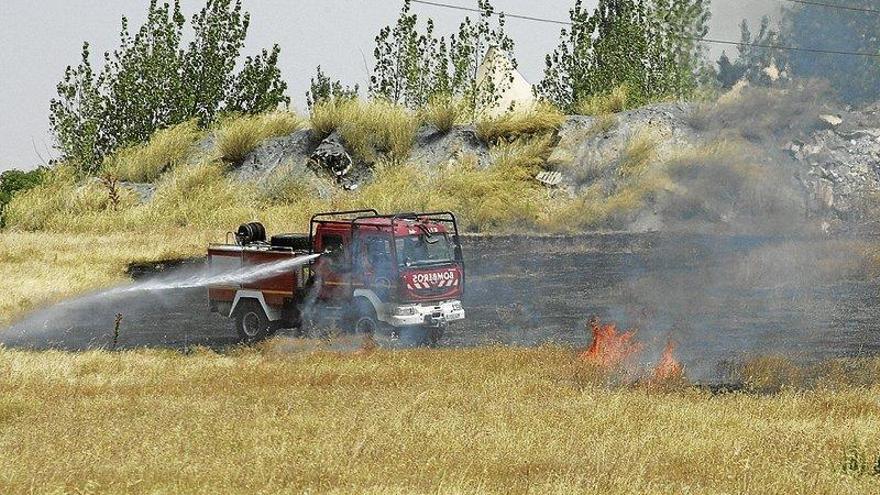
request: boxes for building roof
[475,46,536,117]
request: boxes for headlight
[451,302,463,311]
[394,306,417,316]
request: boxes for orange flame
[652,340,684,381]
[579,317,642,367]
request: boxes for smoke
[1,253,320,350]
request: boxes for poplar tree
[49,0,289,173]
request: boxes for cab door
[313,230,352,301]
[354,234,395,301]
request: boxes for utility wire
[412,0,570,25]
[410,0,880,58]
[781,0,880,15]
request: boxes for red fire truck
[207,210,466,344]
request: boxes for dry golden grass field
[1,344,879,494]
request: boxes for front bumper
[384,300,465,327]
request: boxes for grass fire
[3,0,880,492]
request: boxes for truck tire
[234,300,272,343]
[351,299,379,335]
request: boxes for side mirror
[454,244,463,262]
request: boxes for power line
[781,0,880,15]
[412,0,570,25]
[410,0,880,58]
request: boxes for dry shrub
[476,102,565,143]
[311,98,419,163]
[256,163,332,206]
[661,139,804,228]
[345,161,431,213]
[575,85,632,116]
[589,113,618,135]
[617,128,661,178]
[421,94,468,134]
[686,82,831,142]
[215,111,305,164]
[811,358,880,390]
[540,173,673,232]
[103,120,203,182]
[429,136,554,232]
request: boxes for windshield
[396,233,454,267]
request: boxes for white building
[475,46,536,116]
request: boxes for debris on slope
[790,105,880,219]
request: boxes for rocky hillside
[211,89,875,233]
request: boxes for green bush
[0,168,46,226]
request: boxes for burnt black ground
[2,233,879,380]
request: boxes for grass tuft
[215,111,306,164]
[103,120,203,182]
[420,94,468,134]
[618,128,661,178]
[476,102,565,144]
[576,85,632,116]
[311,98,420,163]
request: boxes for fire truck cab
[207,210,466,344]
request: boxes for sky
[0,0,780,171]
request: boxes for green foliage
[226,45,289,115]
[306,66,359,111]
[369,0,446,108]
[369,0,515,116]
[103,120,203,182]
[782,2,880,105]
[448,0,516,115]
[214,111,305,164]
[536,0,711,113]
[716,18,790,89]
[50,0,289,173]
[0,168,46,226]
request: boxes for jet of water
[1,252,322,346]
[109,252,322,295]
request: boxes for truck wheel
[234,300,272,343]
[352,300,379,335]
